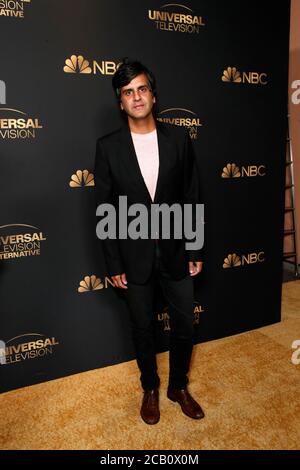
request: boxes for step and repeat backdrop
[0,0,290,392]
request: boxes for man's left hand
[189,261,203,276]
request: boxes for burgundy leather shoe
[140,389,160,425]
[167,388,205,419]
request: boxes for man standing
[94,59,204,425]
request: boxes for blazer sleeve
[94,138,125,276]
[183,130,204,262]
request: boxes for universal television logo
[222,67,268,85]
[158,301,204,331]
[222,163,266,178]
[0,108,43,140]
[148,3,205,34]
[0,0,31,19]
[158,307,170,331]
[193,301,204,325]
[157,108,203,140]
[0,224,46,260]
[0,333,59,365]
[223,252,265,269]
[63,55,120,76]
[0,85,43,140]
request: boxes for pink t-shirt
[131,129,159,202]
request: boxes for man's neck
[128,115,156,134]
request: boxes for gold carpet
[1,280,300,450]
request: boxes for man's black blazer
[94,121,203,284]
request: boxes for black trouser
[124,242,194,391]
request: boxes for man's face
[119,73,156,120]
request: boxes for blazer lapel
[154,121,172,204]
[119,124,152,204]
[119,121,172,204]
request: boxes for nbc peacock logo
[63,54,120,76]
[77,275,115,293]
[222,66,268,85]
[222,163,241,178]
[223,254,241,269]
[78,275,104,292]
[222,67,242,83]
[63,55,92,74]
[223,252,265,269]
[221,163,266,178]
[69,170,95,188]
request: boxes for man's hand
[189,261,203,277]
[112,273,128,289]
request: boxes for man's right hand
[112,273,128,289]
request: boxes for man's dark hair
[112,58,157,101]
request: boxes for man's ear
[153,96,156,104]
[120,102,124,111]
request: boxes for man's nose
[133,90,142,100]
